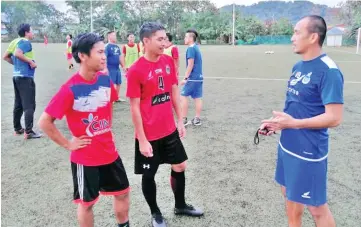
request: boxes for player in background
[121,33,140,72]
[66,34,74,70]
[164,33,179,75]
[127,22,204,227]
[38,33,131,227]
[180,29,203,126]
[105,31,126,102]
[260,15,343,227]
[3,23,42,139]
[44,34,48,46]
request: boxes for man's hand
[261,111,298,131]
[67,135,92,151]
[29,61,37,69]
[177,119,186,138]
[258,123,276,136]
[139,140,153,158]
[180,79,187,86]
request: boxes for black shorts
[134,130,188,174]
[71,156,130,206]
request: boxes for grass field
[1,43,361,227]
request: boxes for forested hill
[220,1,341,25]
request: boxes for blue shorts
[109,69,122,85]
[275,145,327,207]
[181,81,203,99]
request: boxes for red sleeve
[171,46,179,59]
[110,81,119,102]
[122,45,126,55]
[67,41,71,47]
[126,68,141,98]
[169,58,178,85]
[45,85,74,119]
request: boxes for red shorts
[67,53,72,60]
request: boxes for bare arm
[119,55,125,69]
[14,48,32,64]
[174,58,179,76]
[185,58,194,79]
[121,54,126,70]
[129,98,147,142]
[38,113,72,149]
[3,51,13,65]
[171,84,182,122]
[294,104,343,129]
[262,104,343,132]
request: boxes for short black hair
[186,29,198,42]
[127,33,134,38]
[107,31,115,35]
[72,32,104,63]
[303,15,327,46]
[166,33,173,42]
[68,34,73,39]
[139,22,165,43]
[18,23,31,37]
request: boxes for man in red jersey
[126,22,204,227]
[38,33,130,227]
[164,32,179,75]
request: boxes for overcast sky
[211,0,343,8]
[46,0,344,13]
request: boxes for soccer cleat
[151,213,167,227]
[191,117,202,126]
[14,128,25,135]
[24,130,42,139]
[183,117,191,126]
[174,204,204,217]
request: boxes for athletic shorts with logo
[134,130,188,174]
[275,145,327,206]
[181,81,203,99]
[71,156,130,206]
[109,69,122,85]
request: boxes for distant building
[326,27,344,47]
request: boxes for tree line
[1,0,360,43]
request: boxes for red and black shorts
[71,156,130,206]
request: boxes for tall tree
[1,1,65,39]
[338,0,361,37]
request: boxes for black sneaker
[183,117,191,126]
[151,213,167,227]
[14,128,25,135]
[174,204,204,217]
[24,130,42,139]
[192,117,202,126]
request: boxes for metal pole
[90,0,93,32]
[232,2,235,46]
[356,27,361,54]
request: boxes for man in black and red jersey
[126,22,204,227]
